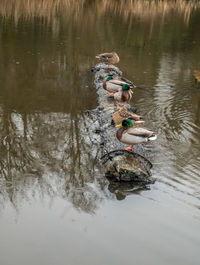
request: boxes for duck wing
[96,52,113,59]
[127,127,154,137]
[104,82,121,93]
[118,106,142,121]
[108,79,127,86]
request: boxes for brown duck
[96,52,120,64]
[112,105,143,125]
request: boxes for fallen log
[91,63,155,184]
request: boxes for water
[0,1,200,265]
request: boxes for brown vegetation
[0,0,199,24]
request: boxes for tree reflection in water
[0,109,112,213]
[0,0,200,214]
[0,19,108,213]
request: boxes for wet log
[91,63,155,184]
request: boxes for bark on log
[91,63,155,184]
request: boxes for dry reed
[0,0,199,25]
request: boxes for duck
[102,76,133,96]
[96,52,120,64]
[113,84,133,108]
[112,105,144,125]
[116,118,157,151]
[193,70,200,83]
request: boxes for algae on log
[91,63,155,184]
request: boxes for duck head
[116,118,133,128]
[122,84,133,93]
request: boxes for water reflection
[0,3,200,265]
[0,110,112,213]
[107,181,151,200]
[0,13,108,213]
[0,0,200,215]
[137,52,200,209]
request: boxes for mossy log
[91,63,155,184]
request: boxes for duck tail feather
[148,134,157,141]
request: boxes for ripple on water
[133,61,200,210]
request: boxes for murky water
[0,1,200,265]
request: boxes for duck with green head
[114,83,133,109]
[116,118,157,151]
[103,76,133,97]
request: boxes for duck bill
[115,123,122,127]
[129,89,133,94]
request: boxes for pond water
[0,1,200,265]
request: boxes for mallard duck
[193,70,200,83]
[103,76,133,96]
[113,84,133,108]
[96,52,120,64]
[112,105,143,125]
[104,75,136,89]
[116,118,157,151]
